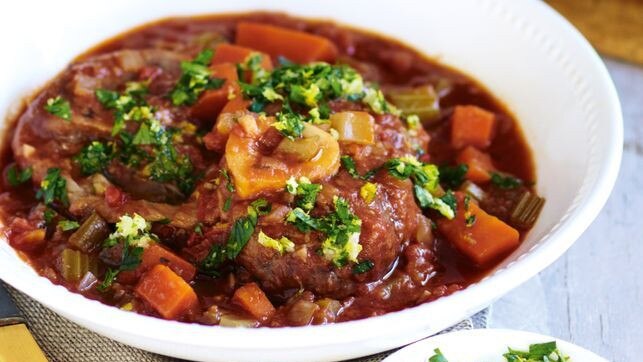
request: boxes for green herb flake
[6,165,32,186]
[285,176,321,211]
[352,260,374,274]
[75,141,113,175]
[36,168,68,206]
[428,348,449,362]
[200,199,271,275]
[170,49,224,106]
[439,164,469,189]
[490,172,523,189]
[44,96,72,121]
[194,222,204,236]
[58,219,80,231]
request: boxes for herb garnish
[384,156,455,219]
[98,214,155,291]
[352,260,374,274]
[439,164,469,189]
[6,165,32,186]
[44,96,72,121]
[170,49,224,106]
[285,176,322,211]
[428,348,449,362]
[36,168,68,206]
[200,199,271,275]
[58,219,80,231]
[287,196,362,267]
[340,155,379,180]
[75,141,113,175]
[490,172,523,189]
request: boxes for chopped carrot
[232,282,276,322]
[437,192,519,266]
[135,264,199,320]
[451,105,496,149]
[138,244,196,282]
[191,63,240,121]
[236,22,338,64]
[212,43,273,70]
[456,146,495,183]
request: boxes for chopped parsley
[194,222,204,236]
[385,156,455,219]
[490,172,523,189]
[94,82,197,195]
[239,61,398,138]
[340,155,378,180]
[170,49,224,106]
[428,348,449,362]
[98,214,155,291]
[36,168,68,206]
[287,196,362,267]
[57,219,80,231]
[257,230,295,254]
[352,260,374,274]
[200,199,271,275]
[6,165,32,186]
[75,141,113,175]
[439,164,469,189]
[285,176,321,211]
[44,96,72,121]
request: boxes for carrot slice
[232,282,276,322]
[212,43,273,70]
[451,105,496,149]
[191,63,240,121]
[437,192,519,266]
[135,264,199,320]
[138,244,196,282]
[456,146,495,183]
[236,22,338,63]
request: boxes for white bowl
[383,329,608,362]
[0,0,622,361]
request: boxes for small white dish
[0,0,622,361]
[383,329,608,362]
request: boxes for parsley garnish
[36,168,68,206]
[385,156,455,219]
[58,219,80,231]
[75,141,113,175]
[98,214,154,291]
[490,172,523,189]
[44,96,72,121]
[340,155,378,180]
[170,49,224,106]
[287,196,362,267]
[439,164,469,189]
[6,165,32,186]
[285,176,321,211]
[503,341,570,362]
[428,348,449,362]
[200,199,271,275]
[352,260,374,274]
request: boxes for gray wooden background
[490,58,642,362]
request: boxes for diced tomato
[456,146,495,183]
[135,264,199,320]
[437,192,519,266]
[451,105,496,149]
[236,22,338,63]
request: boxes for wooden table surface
[490,58,642,362]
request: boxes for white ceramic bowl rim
[0,0,622,361]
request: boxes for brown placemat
[3,282,488,362]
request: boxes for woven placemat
[3,282,488,362]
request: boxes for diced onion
[287,300,320,326]
[219,312,259,328]
[329,111,375,144]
